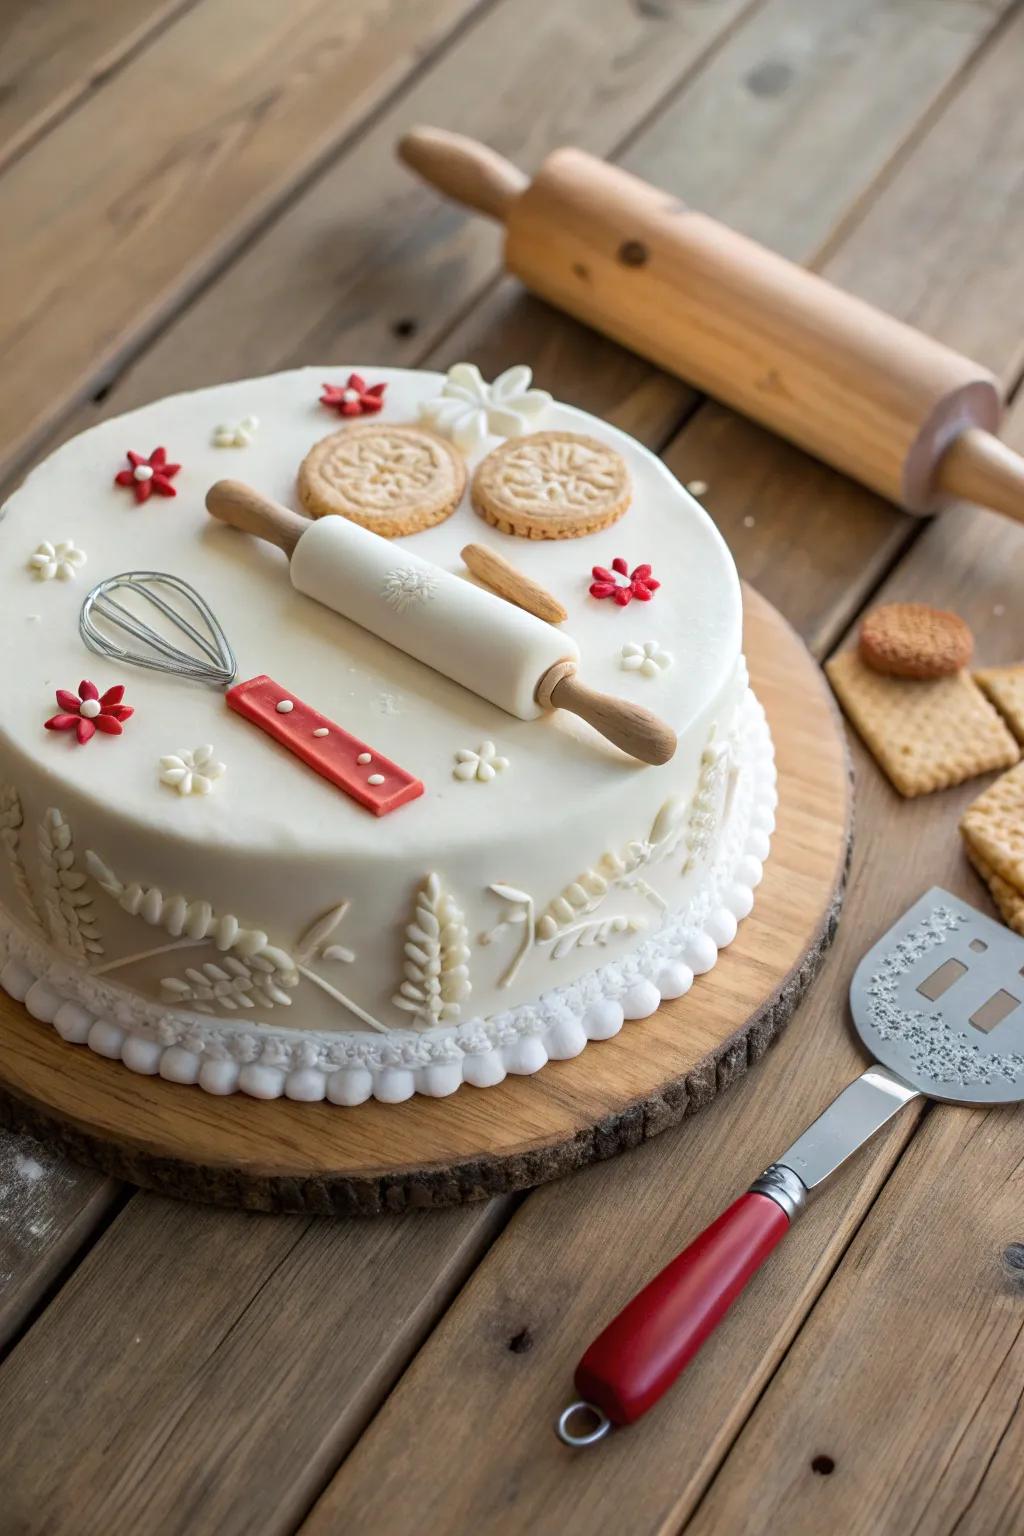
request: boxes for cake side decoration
[319,374,387,417]
[453,741,509,782]
[419,363,550,453]
[29,540,87,581]
[0,787,44,932]
[590,558,659,606]
[159,745,226,797]
[392,873,471,1028]
[45,680,133,745]
[114,447,180,502]
[212,416,259,448]
[39,808,104,960]
[472,432,630,539]
[620,641,672,676]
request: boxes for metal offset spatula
[557,889,1024,1446]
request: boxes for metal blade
[775,1064,920,1192]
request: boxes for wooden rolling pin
[206,481,676,765]
[398,128,1024,525]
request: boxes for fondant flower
[159,744,226,796]
[320,374,387,416]
[453,741,509,783]
[419,363,551,453]
[114,447,180,503]
[28,539,87,581]
[590,557,660,607]
[45,680,133,745]
[621,640,673,676]
[212,415,259,447]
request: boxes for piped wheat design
[39,809,103,959]
[0,785,44,931]
[393,874,471,1028]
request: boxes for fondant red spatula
[557,889,1024,1444]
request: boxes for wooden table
[1,3,1023,1531]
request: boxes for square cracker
[826,651,1019,798]
[964,839,1024,936]
[960,761,1024,890]
[975,665,1024,744]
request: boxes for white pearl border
[0,695,775,1107]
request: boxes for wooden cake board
[0,586,851,1215]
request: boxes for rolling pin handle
[205,480,311,558]
[397,127,528,223]
[537,662,677,766]
[933,428,1024,525]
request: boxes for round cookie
[471,430,630,539]
[298,422,466,537]
[859,602,973,679]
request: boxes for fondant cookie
[472,431,630,539]
[858,602,972,679]
[298,422,466,537]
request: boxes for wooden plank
[685,408,1024,1534]
[296,25,1024,1531]
[0,1127,118,1352]
[0,0,487,481]
[0,0,196,173]
[16,0,763,465]
[0,1191,511,1536]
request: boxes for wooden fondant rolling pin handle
[206,482,676,766]
[398,128,1024,525]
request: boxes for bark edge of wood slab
[397,127,1024,526]
[0,586,851,1216]
[536,660,677,765]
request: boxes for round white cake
[0,365,775,1103]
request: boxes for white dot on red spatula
[276,700,294,713]
[313,727,329,737]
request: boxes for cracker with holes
[826,651,1019,798]
[298,422,466,537]
[964,841,1024,937]
[961,761,1024,893]
[975,665,1024,744]
[472,431,631,539]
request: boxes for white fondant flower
[453,741,509,783]
[419,363,551,453]
[159,744,226,797]
[28,539,87,581]
[212,415,259,448]
[381,564,438,611]
[621,640,673,678]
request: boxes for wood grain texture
[686,402,1024,1536]
[0,0,485,479]
[0,1192,511,1536]
[0,1128,118,1352]
[0,0,194,172]
[7,0,760,466]
[0,588,850,1214]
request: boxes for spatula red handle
[574,1192,790,1424]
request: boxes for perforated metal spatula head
[851,887,1024,1106]
[557,889,1024,1444]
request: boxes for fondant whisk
[78,570,423,816]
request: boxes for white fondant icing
[28,540,87,581]
[419,363,551,453]
[0,365,756,1104]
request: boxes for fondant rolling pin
[206,481,676,765]
[398,128,1024,525]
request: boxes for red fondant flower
[45,680,133,745]
[589,557,660,607]
[114,447,180,503]
[320,374,387,416]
